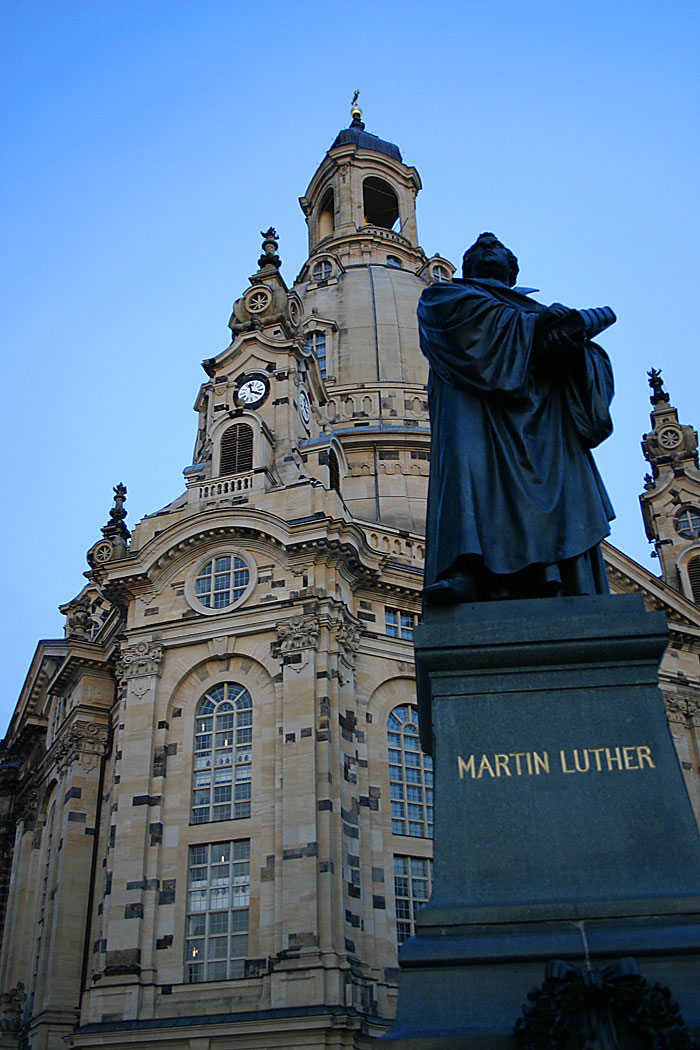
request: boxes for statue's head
[462,233,519,286]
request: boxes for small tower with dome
[640,368,700,600]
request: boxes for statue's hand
[533,304,586,376]
[535,303,576,333]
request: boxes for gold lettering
[622,746,639,771]
[477,754,495,779]
[525,752,533,775]
[559,750,576,774]
[637,745,655,769]
[533,751,550,775]
[493,754,511,777]
[573,749,590,773]
[589,747,605,772]
[605,747,623,772]
[458,755,476,779]
[509,752,525,776]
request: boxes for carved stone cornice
[275,615,320,654]
[116,641,163,682]
[53,720,109,775]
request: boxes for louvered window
[688,556,700,603]
[220,424,253,476]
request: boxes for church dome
[296,259,429,389]
[329,117,403,162]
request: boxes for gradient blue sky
[2,0,699,731]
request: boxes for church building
[1,103,699,1050]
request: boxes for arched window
[387,255,402,268]
[688,556,700,603]
[328,448,340,494]
[191,683,253,824]
[388,705,433,838]
[318,187,334,240]
[220,424,253,476]
[363,176,399,230]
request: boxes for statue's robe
[418,278,615,595]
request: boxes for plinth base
[386,596,700,1045]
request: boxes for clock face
[299,388,311,427]
[237,377,268,407]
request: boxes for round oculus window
[312,259,333,281]
[288,297,302,325]
[90,540,114,565]
[675,507,700,539]
[187,553,256,614]
[658,426,682,450]
[245,287,271,314]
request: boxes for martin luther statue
[419,233,615,604]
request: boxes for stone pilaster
[100,640,164,1004]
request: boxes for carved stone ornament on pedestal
[275,615,320,653]
[332,613,362,658]
[332,612,363,686]
[116,641,164,682]
[274,615,320,673]
[15,788,39,826]
[0,982,26,1035]
[65,594,93,640]
[53,721,109,775]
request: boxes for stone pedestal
[386,595,700,1048]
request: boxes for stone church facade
[1,106,700,1050]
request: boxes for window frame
[393,854,433,945]
[190,683,253,825]
[218,422,254,477]
[185,839,251,983]
[385,607,416,640]
[675,506,700,539]
[185,549,257,617]
[305,330,328,378]
[388,704,434,839]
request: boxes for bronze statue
[419,233,615,604]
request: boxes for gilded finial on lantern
[350,90,362,124]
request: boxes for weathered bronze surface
[419,233,616,603]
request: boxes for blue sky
[2,0,699,731]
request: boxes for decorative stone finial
[88,483,131,567]
[350,89,364,128]
[648,367,670,406]
[258,227,281,270]
[109,483,128,527]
